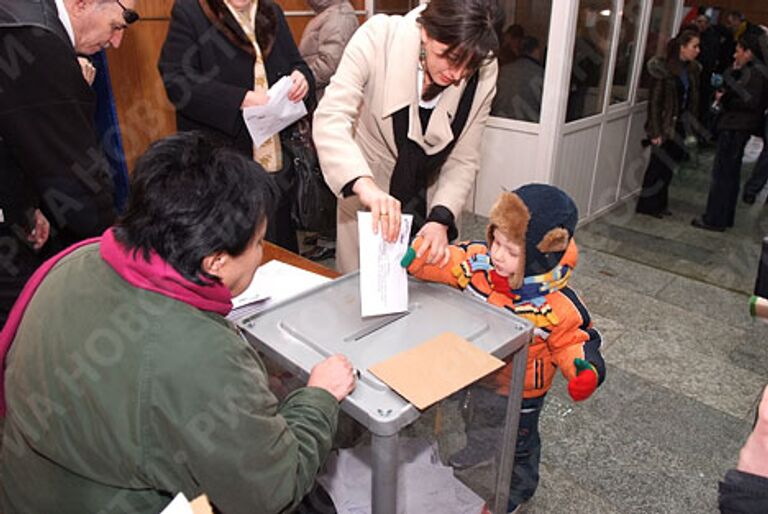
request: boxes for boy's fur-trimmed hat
[487,184,578,288]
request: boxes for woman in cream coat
[313,0,504,272]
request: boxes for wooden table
[262,242,340,279]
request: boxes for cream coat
[313,6,498,272]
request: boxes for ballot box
[234,273,531,514]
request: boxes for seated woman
[0,132,355,513]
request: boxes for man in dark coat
[692,34,768,232]
[0,0,138,325]
[491,36,544,122]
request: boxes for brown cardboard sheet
[368,332,505,410]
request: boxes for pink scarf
[0,228,232,416]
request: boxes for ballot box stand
[234,273,531,514]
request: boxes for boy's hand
[567,358,598,402]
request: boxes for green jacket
[0,245,339,513]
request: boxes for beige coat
[313,6,498,272]
[299,0,359,101]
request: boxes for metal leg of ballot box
[371,431,399,514]
[491,342,529,514]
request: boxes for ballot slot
[343,311,411,342]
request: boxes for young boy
[402,184,606,512]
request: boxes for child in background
[402,184,606,513]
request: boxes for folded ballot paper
[357,212,413,317]
[242,76,307,148]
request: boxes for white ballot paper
[242,76,307,148]
[357,211,413,317]
[159,493,193,514]
[230,259,331,312]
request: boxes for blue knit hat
[487,184,578,285]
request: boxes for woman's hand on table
[416,221,450,267]
[353,177,402,242]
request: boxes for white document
[357,211,412,317]
[230,259,331,313]
[242,76,307,148]
[160,493,193,514]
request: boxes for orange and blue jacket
[407,239,605,399]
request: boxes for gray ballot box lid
[235,273,532,436]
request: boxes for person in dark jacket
[159,0,314,253]
[636,28,701,218]
[694,14,722,134]
[0,0,136,326]
[491,36,544,122]
[692,35,768,231]
[719,385,768,513]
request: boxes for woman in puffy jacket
[299,0,359,102]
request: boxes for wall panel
[590,117,628,214]
[620,109,649,198]
[555,127,601,217]
[106,1,175,172]
[475,128,540,216]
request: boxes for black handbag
[282,118,336,233]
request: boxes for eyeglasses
[116,0,139,25]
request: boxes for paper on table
[357,211,412,317]
[242,76,307,148]
[230,260,331,311]
[368,332,504,410]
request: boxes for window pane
[490,0,553,123]
[374,0,419,15]
[610,0,643,104]
[566,0,616,122]
[636,0,677,101]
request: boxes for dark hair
[417,0,505,72]
[666,28,699,74]
[520,36,540,57]
[114,132,278,285]
[738,34,765,63]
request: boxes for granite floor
[315,147,768,513]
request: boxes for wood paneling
[134,0,173,19]
[106,18,176,172]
